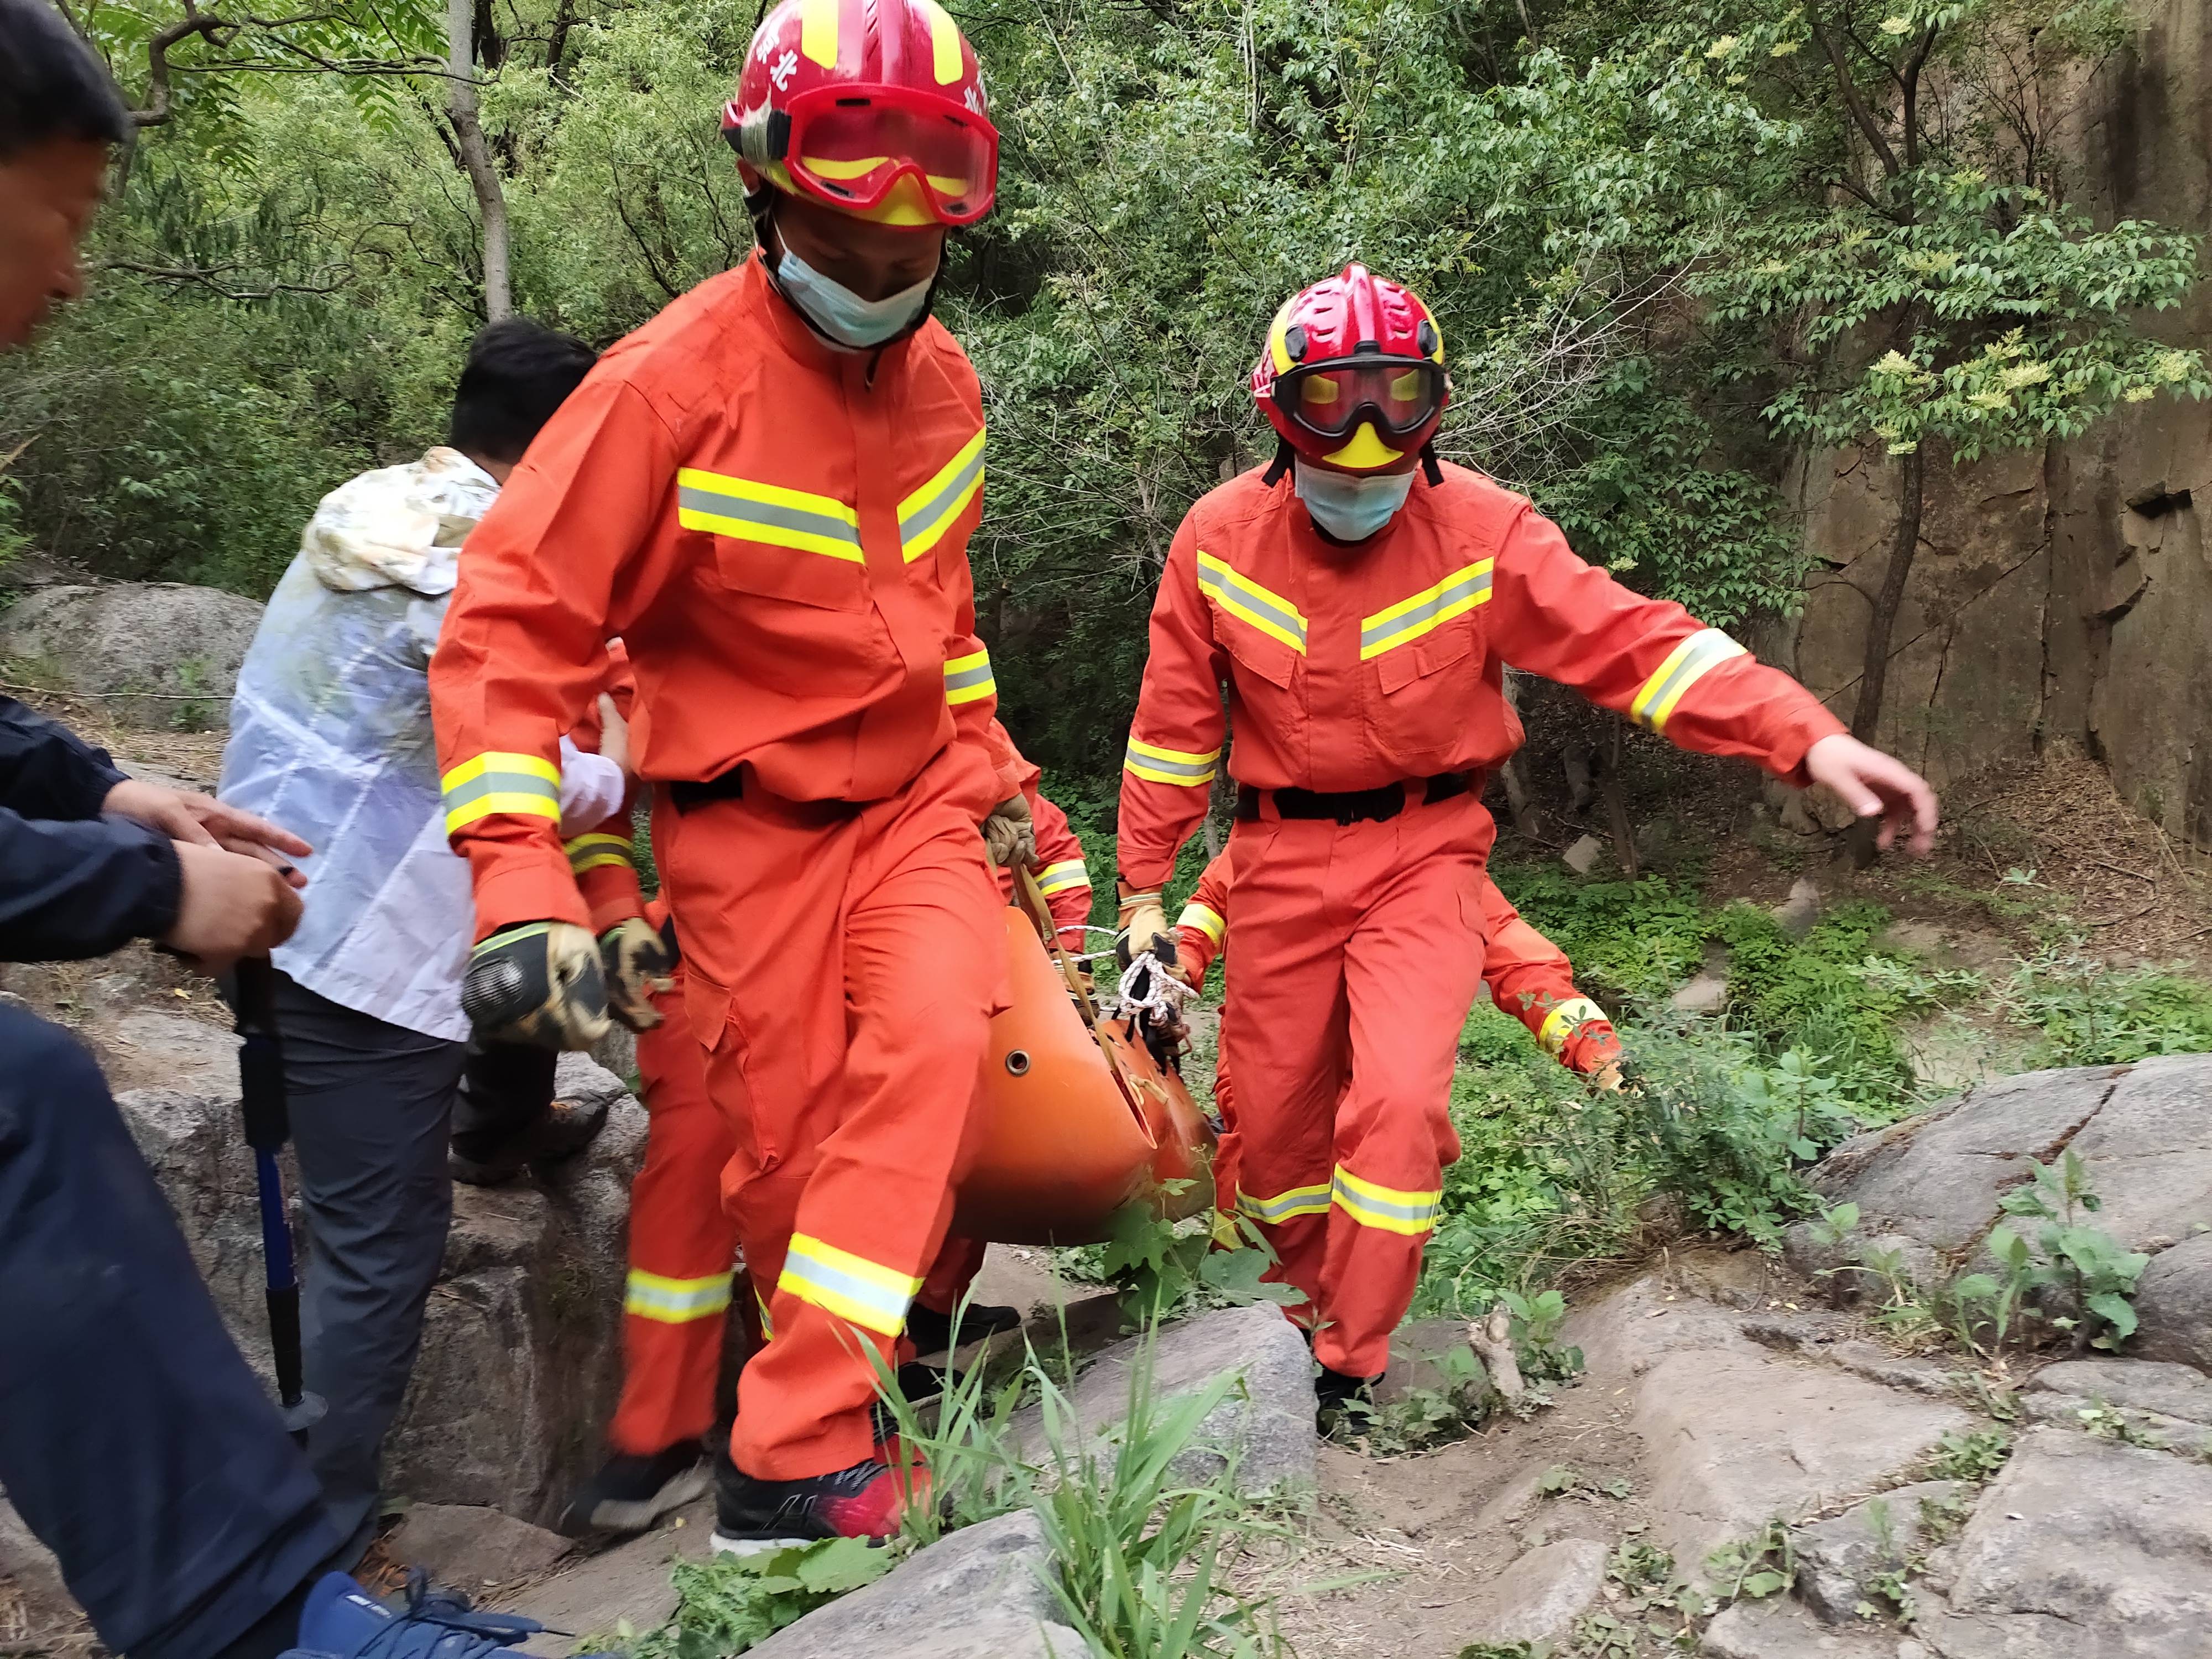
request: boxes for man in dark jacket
[0,6,614,1657]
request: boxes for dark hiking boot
[562,1441,709,1535]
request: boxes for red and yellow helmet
[724,0,998,229]
[1251,264,1449,473]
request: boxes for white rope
[1104,950,1197,1030]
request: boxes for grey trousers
[270,971,465,1564]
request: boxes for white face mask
[1293,459,1414,541]
[773,243,935,348]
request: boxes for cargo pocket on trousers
[680,968,778,1174]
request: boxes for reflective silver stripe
[1037,859,1091,895]
[1630,628,1747,732]
[943,659,994,696]
[625,1270,733,1323]
[1330,1167,1442,1235]
[899,429,987,559]
[1360,561,1494,658]
[676,476,863,561]
[1237,1183,1332,1224]
[777,1234,919,1336]
[1123,737,1218,785]
[1196,552,1308,653]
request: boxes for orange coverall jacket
[1172,849,1615,1067]
[431,251,1008,938]
[1117,461,1845,888]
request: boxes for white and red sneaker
[709,1447,930,1554]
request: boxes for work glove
[1562,1021,1625,1091]
[461,921,612,1050]
[1115,890,1187,985]
[983,793,1038,870]
[599,916,676,1033]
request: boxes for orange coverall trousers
[607,961,996,1458]
[652,748,1005,1480]
[1218,791,1497,1379]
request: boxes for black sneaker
[450,1098,609,1187]
[1314,1364,1381,1430]
[904,1300,1022,1357]
[562,1441,708,1535]
[710,1446,924,1552]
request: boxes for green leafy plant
[1333,1345,1490,1455]
[1537,1464,1634,1503]
[1703,1520,1794,1603]
[1500,1288,1585,1383]
[1923,1427,2013,1484]
[625,1538,891,1659]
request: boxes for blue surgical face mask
[1293,459,1415,542]
[773,244,935,348]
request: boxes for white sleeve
[555,734,626,837]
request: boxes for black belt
[668,765,864,824]
[1234,770,1475,825]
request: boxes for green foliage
[1333,1344,1490,1455]
[628,1538,891,1659]
[1998,947,2212,1066]
[1923,1427,2013,1484]
[1081,1198,1302,1327]
[1489,867,1709,1003]
[1703,1519,1795,1603]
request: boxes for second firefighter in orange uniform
[1116,264,1938,1412]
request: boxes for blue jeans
[0,1004,338,1659]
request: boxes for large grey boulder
[113,1046,646,1530]
[1015,1303,1316,1495]
[1699,1594,1893,1657]
[1569,1274,1971,1573]
[0,582,263,728]
[1918,1427,2212,1657]
[747,1511,1084,1659]
[2021,1357,2212,1435]
[1785,1058,2212,1361]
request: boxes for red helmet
[1251,264,1449,473]
[724,0,998,228]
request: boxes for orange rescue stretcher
[951,869,1216,1245]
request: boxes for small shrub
[1923,1427,2013,1483]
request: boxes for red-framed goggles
[1275,357,1447,440]
[725,83,1000,227]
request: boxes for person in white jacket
[218,320,618,1562]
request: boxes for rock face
[747,1511,1083,1659]
[1568,1275,1972,1572]
[1455,1537,1608,1645]
[1783,0,2212,845]
[1918,1427,2212,1657]
[0,582,263,728]
[114,1044,645,1529]
[1785,1056,2212,1363]
[1791,1480,1959,1624]
[1016,1303,1317,1495]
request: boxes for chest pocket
[1364,557,1493,760]
[1199,548,1306,695]
[679,468,871,614]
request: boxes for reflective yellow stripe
[625,1268,733,1324]
[1331,1166,1442,1236]
[1360,560,1494,660]
[565,831,633,875]
[1630,628,1747,734]
[755,1287,775,1339]
[799,0,838,67]
[1176,900,1225,945]
[676,467,863,563]
[1238,1182,1332,1225]
[900,427,987,561]
[1037,859,1091,896]
[1537,998,1609,1057]
[1124,735,1220,788]
[917,0,962,82]
[441,752,561,833]
[1196,550,1307,654]
[778,1234,921,1337]
[943,647,995,707]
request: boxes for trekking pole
[232,954,325,1444]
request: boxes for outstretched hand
[1803,733,1939,858]
[105,778,312,888]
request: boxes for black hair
[0,0,130,163]
[447,318,598,466]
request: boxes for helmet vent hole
[1005,1049,1032,1077]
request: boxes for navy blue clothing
[0,1006,340,1658]
[0,698,181,959]
[0,696,337,1657]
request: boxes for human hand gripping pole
[462,921,613,1049]
[230,956,326,1443]
[598,914,676,1032]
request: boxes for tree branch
[1808,3,1901,178]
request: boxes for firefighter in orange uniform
[1115,265,1937,1417]
[430,0,1024,1548]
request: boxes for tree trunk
[1850,444,1924,743]
[445,0,510,322]
[1602,713,1640,881]
[1844,445,1925,867]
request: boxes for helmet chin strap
[1262,437,1295,488]
[1421,441,1443,487]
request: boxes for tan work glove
[983,792,1038,870]
[599,916,676,1032]
[461,921,612,1050]
[1115,889,1187,985]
